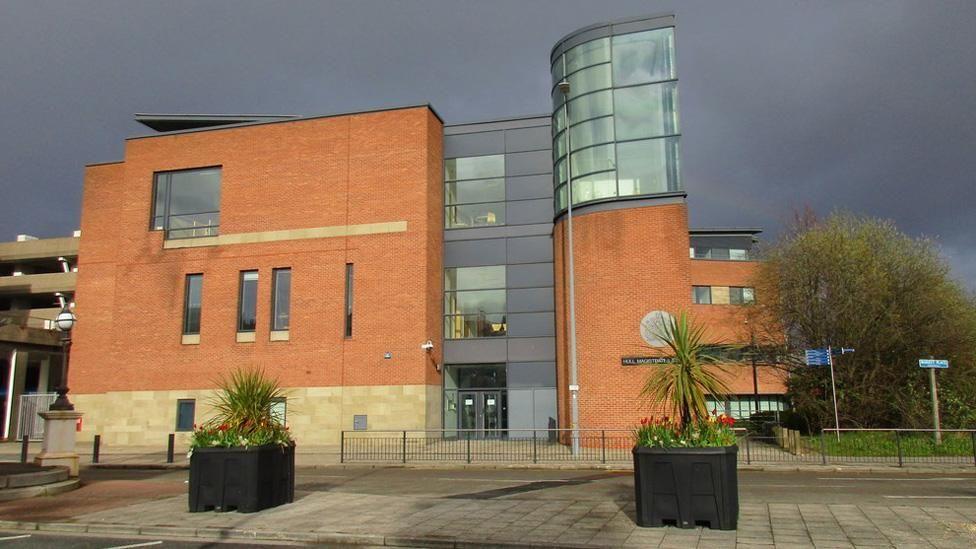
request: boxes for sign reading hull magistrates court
[622,356,674,366]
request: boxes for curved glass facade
[551,24,681,213]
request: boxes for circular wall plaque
[640,311,674,347]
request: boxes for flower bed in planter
[189,443,294,513]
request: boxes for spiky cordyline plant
[208,367,287,434]
[641,312,731,425]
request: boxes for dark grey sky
[2,1,974,287]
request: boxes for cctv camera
[421,340,434,351]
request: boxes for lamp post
[557,79,581,456]
[50,303,76,411]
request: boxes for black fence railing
[341,428,976,467]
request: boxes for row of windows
[445,155,506,229]
[444,266,507,339]
[183,269,293,335]
[151,167,221,240]
[692,286,755,305]
[175,398,286,431]
[552,28,676,95]
[691,247,751,261]
[705,395,788,420]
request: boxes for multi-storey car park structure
[0,233,78,441]
[64,14,786,447]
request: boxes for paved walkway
[2,468,976,547]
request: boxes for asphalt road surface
[0,533,300,548]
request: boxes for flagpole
[827,346,840,442]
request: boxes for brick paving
[18,492,966,547]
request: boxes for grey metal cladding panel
[507,288,554,313]
[508,337,556,362]
[444,238,507,267]
[507,235,553,264]
[445,223,551,242]
[507,263,554,289]
[507,174,553,201]
[444,131,505,159]
[507,312,555,337]
[443,339,507,363]
[505,126,552,153]
[508,362,557,387]
[689,235,755,250]
[506,150,552,177]
[507,198,554,226]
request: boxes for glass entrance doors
[458,390,504,435]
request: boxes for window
[692,286,712,305]
[176,399,195,431]
[271,268,291,331]
[270,397,287,426]
[344,263,354,338]
[237,271,258,332]
[445,155,505,229]
[707,395,788,419]
[729,248,750,261]
[183,274,203,334]
[444,266,506,339]
[616,137,680,196]
[730,287,756,305]
[614,82,679,141]
[151,168,221,239]
[611,28,676,87]
[690,247,751,261]
[565,37,610,74]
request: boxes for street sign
[805,349,831,366]
[838,348,855,355]
[919,359,949,369]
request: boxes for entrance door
[458,390,502,435]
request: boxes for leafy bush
[634,414,737,448]
[189,367,293,451]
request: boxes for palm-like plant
[208,367,287,434]
[641,312,731,425]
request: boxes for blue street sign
[918,359,949,369]
[805,349,831,366]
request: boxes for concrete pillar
[35,410,83,476]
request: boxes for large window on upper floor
[445,155,505,229]
[444,266,506,339]
[151,167,221,240]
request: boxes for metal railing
[16,393,57,441]
[341,429,634,464]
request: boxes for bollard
[745,435,751,465]
[532,430,537,464]
[895,431,903,467]
[20,436,29,463]
[402,431,407,464]
[601,431,607,464]
[93,435,101,464]
[466,431,472,464]
[166,433,175,463]
[820,431,828,465]
[340,431,345,464]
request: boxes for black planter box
[189,444,295,513]
[633,445,738,530]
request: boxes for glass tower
[551,16,681,213]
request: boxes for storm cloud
[1,0,973,286]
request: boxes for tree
[641,312,731,424]
[749,212,976,430]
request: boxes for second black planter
[633,445,738,530]
[189,443,295,513]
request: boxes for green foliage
[752,212,976,429]
[641,312,732,424]
[814,431,973,457]
[189,367,294,450]
[634,415,738,448]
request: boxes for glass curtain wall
[445,155,506,228]
[444,266,506,339]
[551,26,681,212]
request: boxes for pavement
[1,466,975,547]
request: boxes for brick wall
[71,107,444,404]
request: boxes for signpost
[919,358,949,444]
[806,347,854,441]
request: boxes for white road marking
[883,495,976,499]
[0,535,31,541]
[102,542,163,549]
[434,477,574,483]
[817,477,972,481]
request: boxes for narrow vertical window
[271,268,291,331]
[175,399,195,431]
[238,271,258,332]
[183,274,203,334]
[344,263,354,338]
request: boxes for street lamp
[50,303,76,411]
[558,79,581,456]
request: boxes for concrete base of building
[72,384,443,447]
